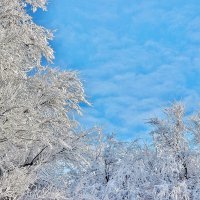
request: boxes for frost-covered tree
[72,134,129,200]
[103,104,192,200]
[0,0,93,199]
[2,1,200,200]
[75,103,200,200]
[145,103,190,199]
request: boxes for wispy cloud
[33,0,200,139]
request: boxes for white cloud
[34,0,200,139]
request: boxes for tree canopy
[1,1,200,200]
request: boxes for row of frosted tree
[1,0,200,199]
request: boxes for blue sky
[33,0,200,140]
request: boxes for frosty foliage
[1,1,200,200]
[0,0,94,199]
[74,104,200,200]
